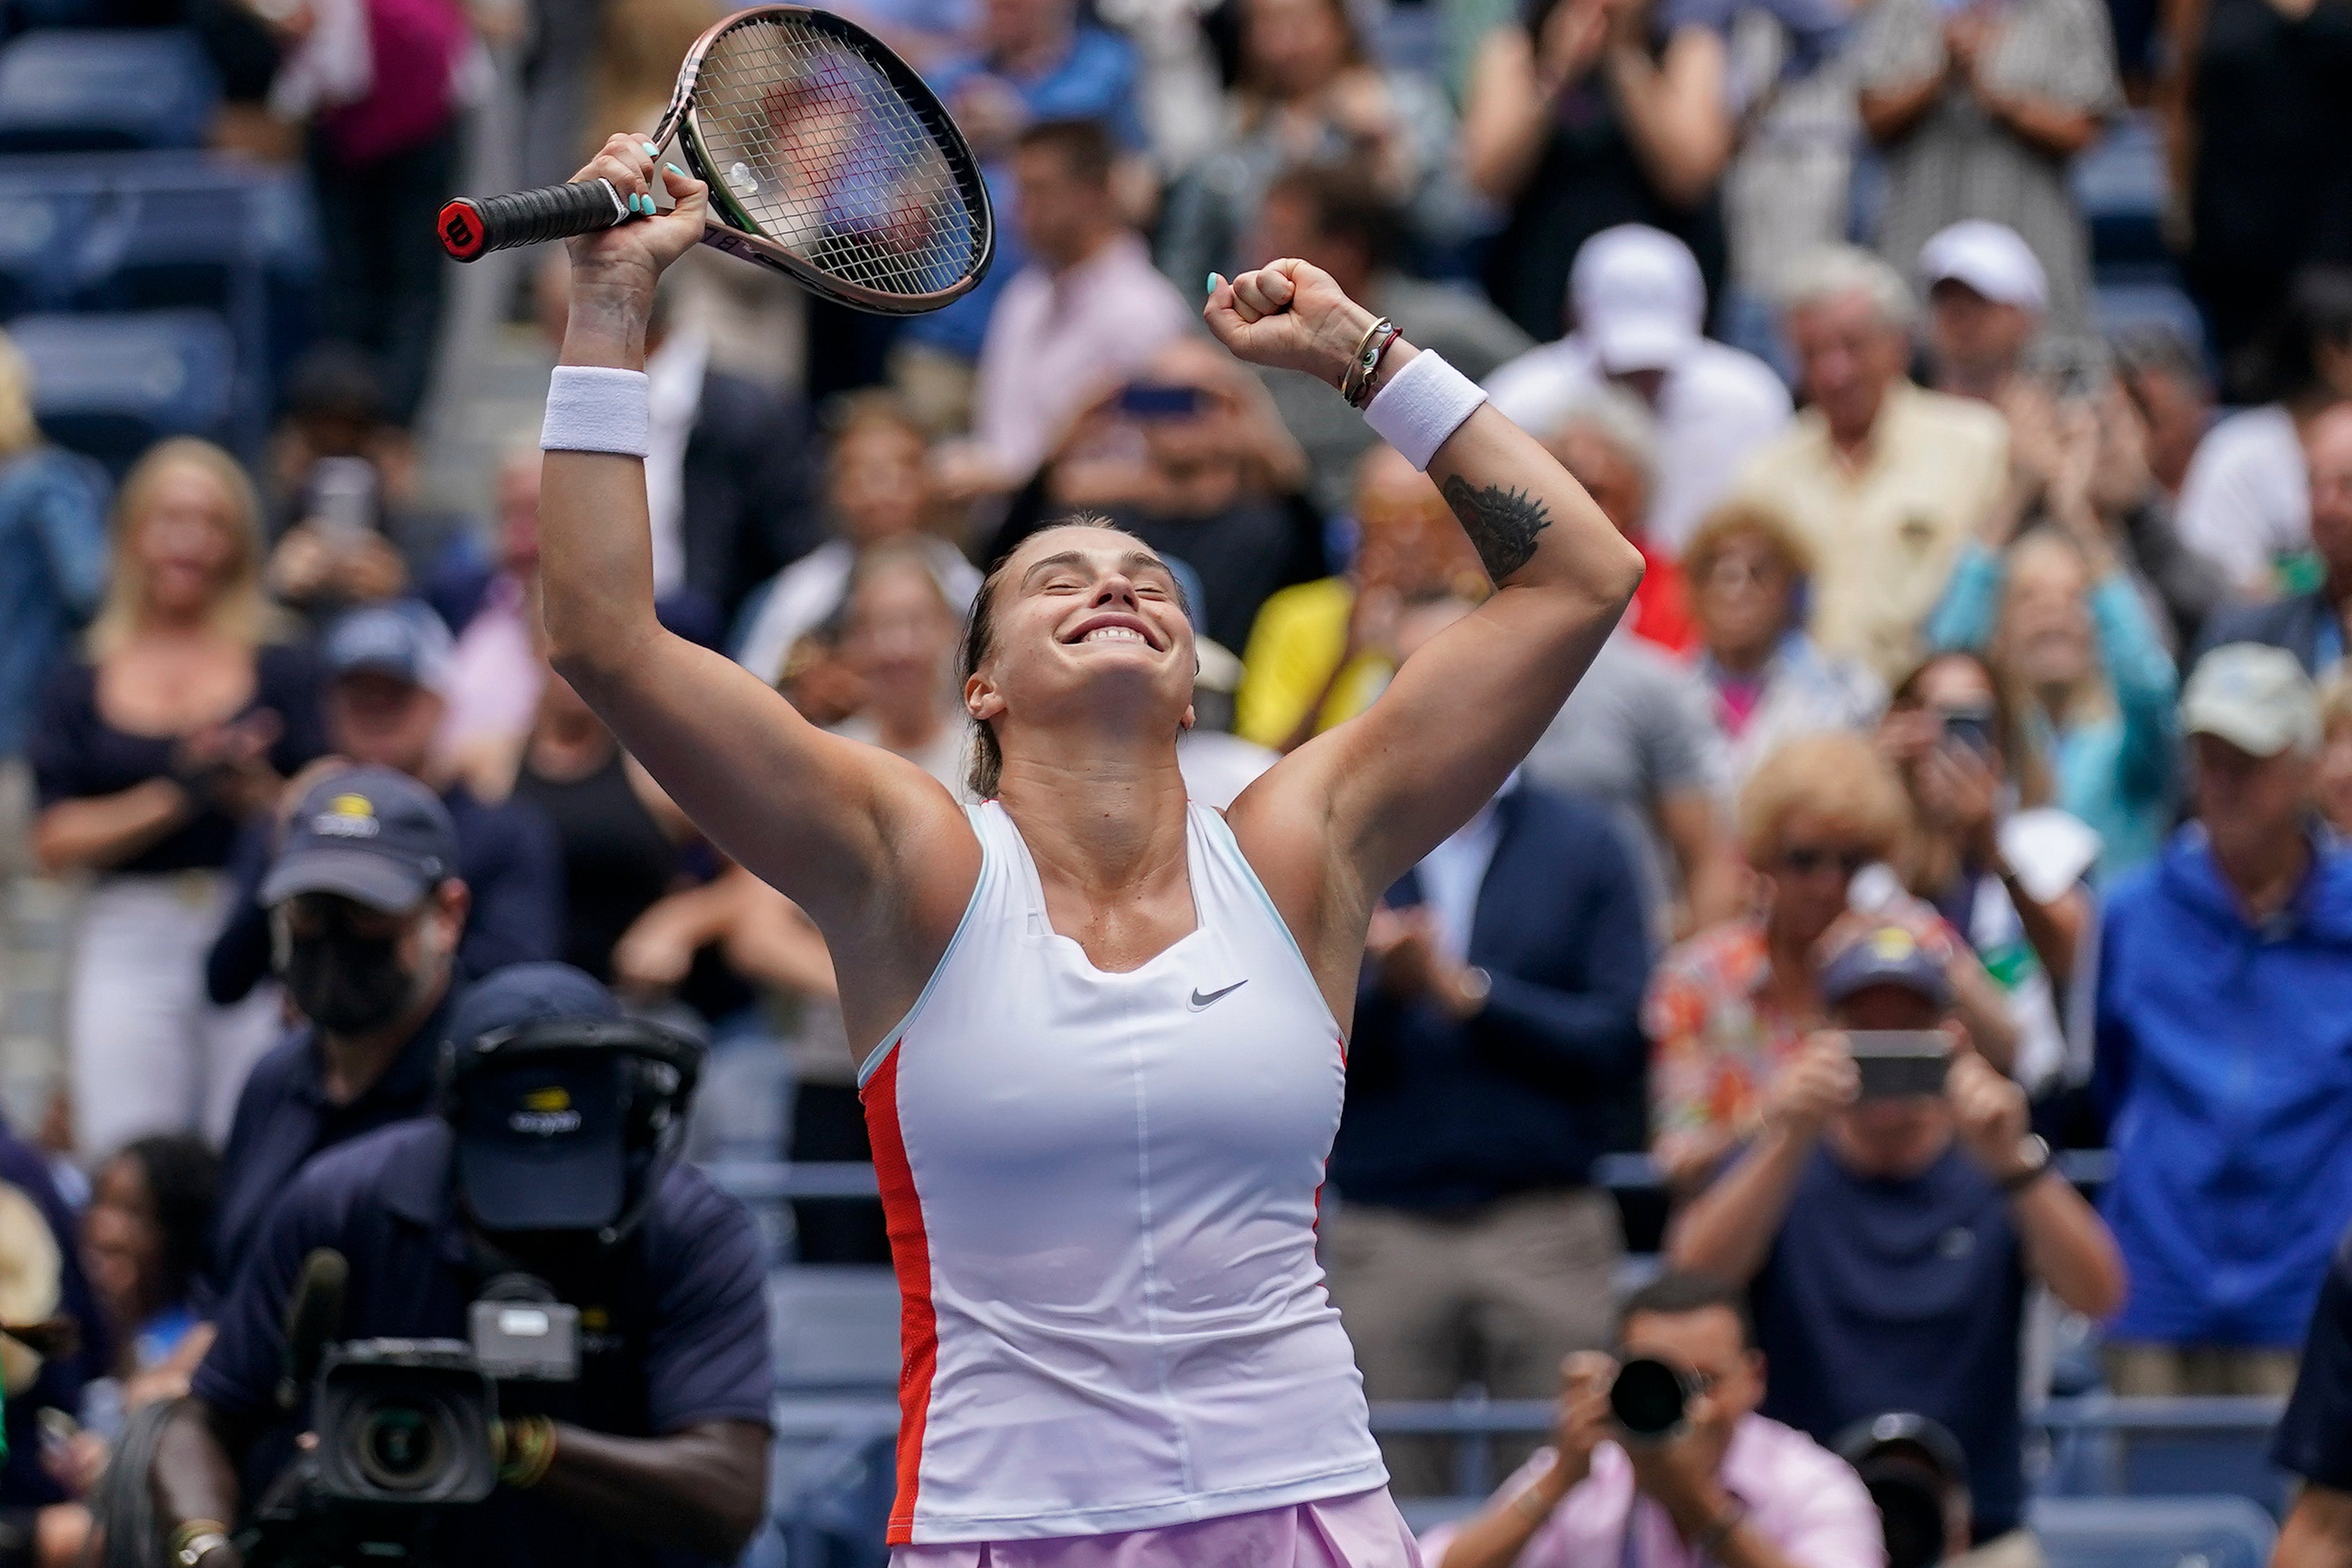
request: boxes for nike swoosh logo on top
[1188,980,1248,1011]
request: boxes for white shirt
[1486,333,1794,554]
[643,328,709,599]
[1176,728,1277,809]
[971,232,1194,483]
[731,537,984,686]
[2175,403,2309,593]
[1414,788,1508,961]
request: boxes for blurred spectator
[79,1135,216,1406]
[734,394,982,692]
[2095,643,2352,1396]
[433,446,550,757]
[469,667,699,987]
[2321,672,2352,840]
[2175,267,2352,599]
[2110,324,2217,506]
[2193,391,2352,677]
[824,544,974,789]
[891,0,1144,392]
[939,120,1193,498]
[0,332,108,891]
[30,440,325,1158]
[1646,733,2012,1186]
[1854,0,2121,336]
[2157,0,2352,399]
[1157,0,1467,294]
[1927,408,2182,879]
[205,602,564,1005]
[262,347,457,622]
[1917,220,2046,405]
[1879,651,2095,1096]
[213,767,466,1291]
[1670,922,2126,1556]
[265,0,477,425]
[1486,225,1792,556]
[1007,335,1322,653]
[1730,247,2008,685]
[1326,757,1650,1494]
[2273,1222,2352,1568]
[1461,0,1734,343]
[1235,445,1484,751]
[1176,638,1279,806]
[1545,386,1695,655]
[1521,613,1742,943]
[0,1104,100,1548]
[537,259,819,630]
[1683,503,1886,798]
[1420,1274,1882,1568]
[1251,162,1536,520]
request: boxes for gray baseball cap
[260,766,457,912]
[2180,643,2320,758]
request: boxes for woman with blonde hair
[1645,730,2017,1186]
[1683,501,1885,794]
[30,438,325,1158]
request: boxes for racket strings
[692,17,979,299]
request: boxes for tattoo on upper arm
[1440,476,1551,582]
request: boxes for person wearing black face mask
[210,766,470,1297]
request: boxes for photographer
[1668,920,2125,1562]
[1421,1273,1880,1568]
[149,963,772,1568]
[211,768,470,1292]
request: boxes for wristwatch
[1997,1134,2052,1196]
[170,1521,234,1568]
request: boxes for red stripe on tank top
[861,1042,935,1546]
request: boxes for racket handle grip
[439,177,633,262]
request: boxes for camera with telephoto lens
[1609,1357,1704,1445]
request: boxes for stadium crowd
[4,0,2352,1559]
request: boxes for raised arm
[533,135,975,1043]
[1212,260,1644,982]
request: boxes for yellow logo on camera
[523,1087,572,1112]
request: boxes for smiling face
[131,459,243,620]
[964,524,1197,788]
[1998,534,2094,695]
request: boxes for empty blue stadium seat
[11,308,234,473]
[2036,1397,2293,1518]
[2074,113,2168,273]
[2030,1496,2276,1568]
[769,1266,902,1392]
[0,30,217,151]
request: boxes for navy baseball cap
[322,601,453,695]
[1818,922,1954,1010]
[446,964,633,1233]
[260,767,457,912]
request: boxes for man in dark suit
[2192,402,2352,675]
[1322,770,1652,1495]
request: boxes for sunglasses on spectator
[1778,845,1872,877]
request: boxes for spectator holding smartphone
[1670,920,2126,1563]
[1419,1274,1881,1568]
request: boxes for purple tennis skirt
[887,1487,1427,1568]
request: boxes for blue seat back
[2029,1496,2276,1568]
[12,308,234,474]
[0,30,218,151]
[768,1266,902,1393]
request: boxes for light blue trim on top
[855,803,993,1088]
[1192,803,1345,1040]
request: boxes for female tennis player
[541,136,1644,1567]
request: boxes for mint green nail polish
[641,141,661,157]
[666,162,684,177]
[1205,272,1221,296]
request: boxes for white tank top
[858,800,1388,1545]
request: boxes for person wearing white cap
[1488,225,1792,555]
[2095,640,2352,1400]
[1918,219,2047,404]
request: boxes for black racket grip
[438,177,631,262]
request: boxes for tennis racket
[436,5,993,316]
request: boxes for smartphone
[307,456,379,544]
[1118,383,1207,420]
[1848,1031,1952,1100]
[1939,703,1997,759]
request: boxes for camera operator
[211,768,471,1292]
[1668,922,2126,1565]
[149,962,772,1568]
[1422,1272,1880,1568]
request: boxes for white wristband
[1362,351,1486,471]
[540,365,651,457]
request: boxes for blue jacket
[2095,826,2352,1345]
[1331,786,1652,1209]
[0,446,107,758]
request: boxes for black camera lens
[1610,1357,1695,1443]
[354,1396,450,1492]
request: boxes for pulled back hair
[958,517,1189,800]
[113,1133,221,1311]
